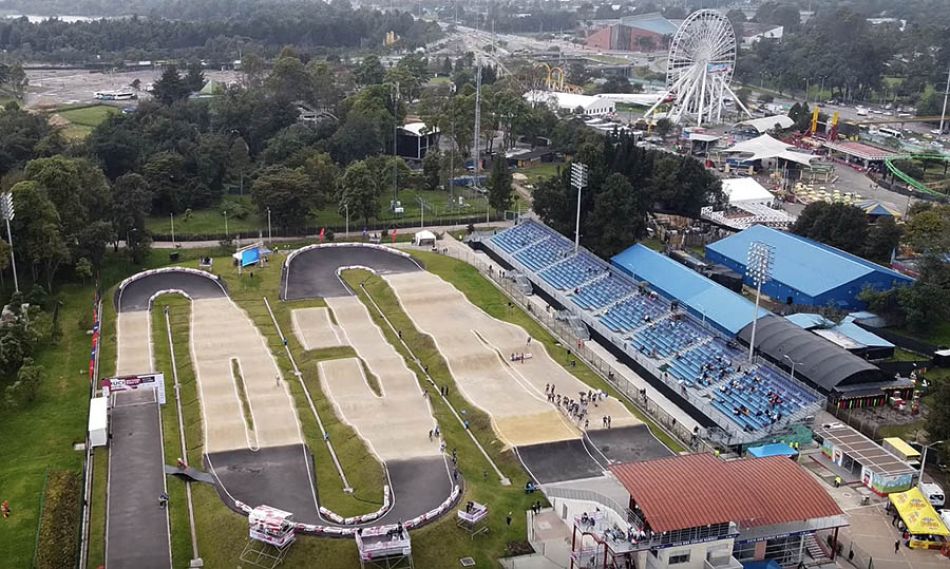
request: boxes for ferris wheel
[645,9,752,126]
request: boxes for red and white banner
[101,373,166,405]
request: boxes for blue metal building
[611,244,769,336]
[705,226,913,310]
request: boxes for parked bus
[883,437,921,467]
[878,127,903,139]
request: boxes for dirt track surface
[320,297,439,461]
[385,271,639,447]
[116,311,153,375]
[291,307,343,350]
[191,298,302,453]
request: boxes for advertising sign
[101,372,166,405]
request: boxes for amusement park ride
[644,10,752,126]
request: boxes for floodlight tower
[570,162,588,252]
[0,193,18,293]
[746,241,773,362]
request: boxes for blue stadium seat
[631,318,705,359]
[600,293,667,333]
[490,221,549,253]
[570,274,636,311]
[540,253,604,290]
[514,237,573,272]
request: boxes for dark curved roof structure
[738,315,880,392]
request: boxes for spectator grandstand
[484,219,823,442]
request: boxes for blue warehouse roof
[619,13,679,35]
[705,225,913,297]
[611,244,769,335]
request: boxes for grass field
[55,105,119,140]
[146,188,504,239]
[0,282,95,567]
[518,162,563,185]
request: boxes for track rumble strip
[384,271,640,447]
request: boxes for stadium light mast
[570,162,588,253]
[746,241,773,362]
[940,63,950,135]
[0,193,18,293]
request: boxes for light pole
[417,197,425,228]
[919,440,945,484]
[344,203,349,237]
[940,63,950,135]
[266,207,272,244]
[570,162,589,253]
[170,212,175,246]
[0,193,18,293]
[784,354,803,382]
[224,210,229,241]
[746,241,774,362]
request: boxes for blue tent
[747,443,797,459]
[742,561,781,569]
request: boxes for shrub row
[35,470,82,569]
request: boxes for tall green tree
[422,150,441,191]
[587,173,646,258]
[792,202,868,255]
[184,61,205,92]
[9,181,69,289]
[111,173,153,261]
[355,55,386,86]
[339,161,379,224]
[250,166,314,229]
[487,157,513,213]
[152,65,190,105]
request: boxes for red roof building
[610,454,844,533]
[565,454,848,569]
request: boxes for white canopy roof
[721,178,773,204]
[737,115,795,133]
[723,134,817,166]
[413,230,437,245]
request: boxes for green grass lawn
[146,189,500,239]
[58,105,119,128]
[517,163,563,186]
[55,105,120,140]
[0,282,95,567]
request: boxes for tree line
[533,129,723,259]
[0,2,441,62]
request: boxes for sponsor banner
[101,372,166,405]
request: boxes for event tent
[413,230,437,247]
[723,134,818,166]
[856,199,902,218]
[737,115,795,133]
[721,178,774,205]
[889,488,950,536]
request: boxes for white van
[920,482,945,508]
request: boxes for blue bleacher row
[540,252,604,291]
[601,294,667,333]
[631,318,705,359]
[711,365,814,432]
[490,221,821,433]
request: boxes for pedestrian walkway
[106,389,172,569]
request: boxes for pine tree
[487,157,513,213]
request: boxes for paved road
[106,389,172,569]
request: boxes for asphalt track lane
[282,246,421,300]
[106,390,172,569]
[116,270,226,312]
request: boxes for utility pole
[940,64,950,135]
[266,207,271,244]
[473,60,483,205]
[392,81,400,210]
[0,193,17,293]
[344,203,349,238]
[570,163,588,253]
[170,212,175,246]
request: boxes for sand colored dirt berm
[115,285,303,454]
[291,307,344,350]
[319,296,440,462]
[385,271,639,448]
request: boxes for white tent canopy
[723,134,817,166]
[721,178,773,205]
[413,230,437,247]
[737,115,794,133]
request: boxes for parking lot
[25,67,241,109]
